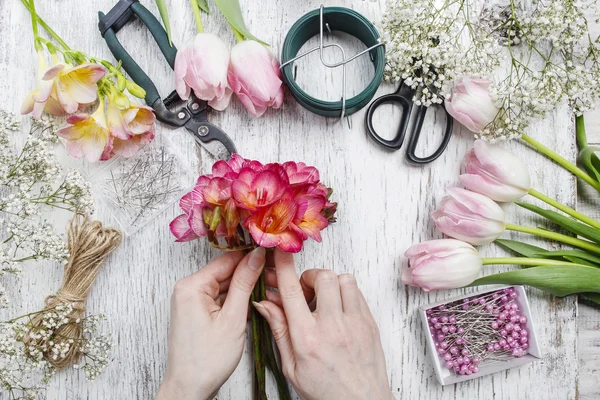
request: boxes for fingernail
[252,301,270,318]
[248,247,266,270]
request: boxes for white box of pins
[419,285,541,385]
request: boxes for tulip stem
[482,257,586,267]
[232,25,245,42]
[505,223,600,255]
[576,115,587,150]
[189,0,204,33]
[20,0,71,50]
[528,188,600,229]
[521,133,600,192]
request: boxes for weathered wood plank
[0,0,589,399]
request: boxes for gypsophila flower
[0,110,96,307]
[479,0,600,140]
[381,0,500,106]
[0,305,112,396]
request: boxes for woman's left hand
[156,248,266,400]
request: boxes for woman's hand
[254,250,395,400]
[156,248,266,400]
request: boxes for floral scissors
[98,0,236,160]
[365,80,453,164]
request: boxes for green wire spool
[280,6,385,118]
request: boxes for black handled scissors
[99,0,236,160]
[365,81,453,164]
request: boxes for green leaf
[197,0,210,13]
[495,239,549,258]
[562,255,597,267]
[156,0,172,46]
[516,201,600,244]
[581,292,600,305]
[213,0,268,45]
[470,265,600,297]
[536,250,600,266]
[579,146,600,183]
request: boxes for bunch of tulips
[403,140,600,304]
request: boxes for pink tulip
[402,239,482,291]
[446,77,499,133]
[228,40,284,117]
[432,187,505,245]
[461,140,531,202]
[175,33,232,110]
[58,101,110,163]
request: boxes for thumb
[253,300,295,379]
[221,247,265,321]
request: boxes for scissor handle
[99,0,177,107]
[365,93,413,150]
[405,104,453,164]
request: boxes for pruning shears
[98,0,237,160]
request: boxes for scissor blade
[196,137,233,160]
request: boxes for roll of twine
[21,215,122,370]
[280,6,385,117]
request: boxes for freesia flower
[402,239,482,291]
[21,51,55,119]
[461,140,531,202]
[45,61,106,114]
[57,101,110,163]
[446,77,499,133]
[174,33,232,110]
[432,187,506,245]
[228,40,284,117]
[106,102,156,158]
[170,156,336,252]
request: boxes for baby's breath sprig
[0,111,96,307]
[381,0,500,106]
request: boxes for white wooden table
[0,1,598,399]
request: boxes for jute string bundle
[21,215,122,369]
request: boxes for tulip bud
[432,187,506,245]
[446,77,499,133]
[126,80,146,99]
[402,239,483,291]
[460,140,532,202]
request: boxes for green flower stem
[481,257,585,267]
[28,0,42,51]
[521,133,600,192]
[232,25,244,43]
[528,188,600,229]
[20,0,71,50]
[505,222,600,255]
[189,0,204,33]
[576,115,587,150]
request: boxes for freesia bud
[460,140,532,202]
[402,239,482,291]
[126,80,146,99]
[117,74,127,92]
[446,77,499,133]
[174,33,232,110]
[432,187,505,245]
[228,40,284,117]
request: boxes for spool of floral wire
[280,5,385,119]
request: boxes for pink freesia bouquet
[170,154,337,251]
[171,155,336,400]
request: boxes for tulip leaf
[197,0,210,13]
[155,0,172,46]
[470,265,600,297]
[213,0,268,45]
[581,292,600,305]
[579,146,600,183]
[563,255,597,267]
[538,250,600,267]
[495,239,550,258]
[515,201,600,244]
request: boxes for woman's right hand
[253,250,395,400]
